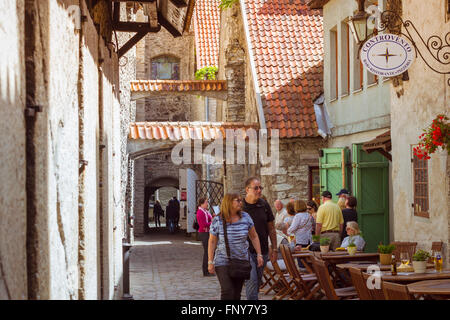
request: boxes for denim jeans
[245,252,269,300]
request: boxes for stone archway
[143,176,180,233]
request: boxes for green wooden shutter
[352,144,389,253]
[319,148,351,203]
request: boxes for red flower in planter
[413,114,450,160]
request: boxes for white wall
[391,0,449,264]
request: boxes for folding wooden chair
[348,267,372,300]
[382,281,414,300]
[270,259,296,300]
[311,256,358,300]
[261,260,288,296]
[431,241,443,252]
[280,244,322,300]
[362,272,386,300]
[391,241,417,261]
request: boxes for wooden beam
[113,21,161,33]
[118,31,147,58]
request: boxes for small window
[330,28,338,100]
[340,22,350,96]
[151,55,180,80]
[412,152,429,218]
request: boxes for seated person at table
[340,221,365,252]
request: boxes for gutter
[239,0,266,130]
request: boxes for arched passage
[144,176,179,233]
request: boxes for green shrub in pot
[320,237,330,246]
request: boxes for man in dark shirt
[242,177,277,300]
[341,196,358,239]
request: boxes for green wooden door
[319,148,351,203]
[352,144,389,253]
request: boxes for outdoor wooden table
[407,279,450,299]
[292,251,379,287]
[336,262,435,271]
[320,252,380,287]
[366,269,450,284]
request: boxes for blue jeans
[245,252,269,300]
[167,219,175,233]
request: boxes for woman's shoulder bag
[222,216,252,280]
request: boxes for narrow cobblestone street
[130,228,273,300]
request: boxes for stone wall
[261,138,325,207]
[133,22,205,236]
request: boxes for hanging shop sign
[360,33,415,77]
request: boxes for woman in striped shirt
[208,193,263,300]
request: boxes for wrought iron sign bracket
[371,10,450,86]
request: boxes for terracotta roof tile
[129,122,259,140]
[244,0,323,138]
[193,0,220,69]
[130,80,227,93]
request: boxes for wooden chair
[382,281,414,300]
[348,267,372,300]
[311,256,358,300]
[431,241,443,252]
[280,244,321,300]
[391,241,417,261]
[262,260,289,296]
[361,272,386,300]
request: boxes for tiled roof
[244,0,324,138]
[307,0,330,9]
[193,0,221,69]
[129,122,259,140]
[130,80,227,92]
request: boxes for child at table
[340,221,365,252]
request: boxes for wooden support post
[118,31,148,58]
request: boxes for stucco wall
[0,0,26,300]
[323,0,391,137]
[1,0,130,299]
[391,0,449,265]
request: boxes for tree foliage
[195,66,218,80]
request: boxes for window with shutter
[412,153,429,218]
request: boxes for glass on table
[400,252,410,266]
[434,251,443,272]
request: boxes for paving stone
[129,229,273,300]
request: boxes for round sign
[360,33,415,77]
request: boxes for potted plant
[347,238,357,256]
[412,249,431,273]
[378,243,396,265]
[320,237,331,253]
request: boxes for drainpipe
[25,0,40,300]
[98,41,105,301]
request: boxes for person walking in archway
[153,200,164,228]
